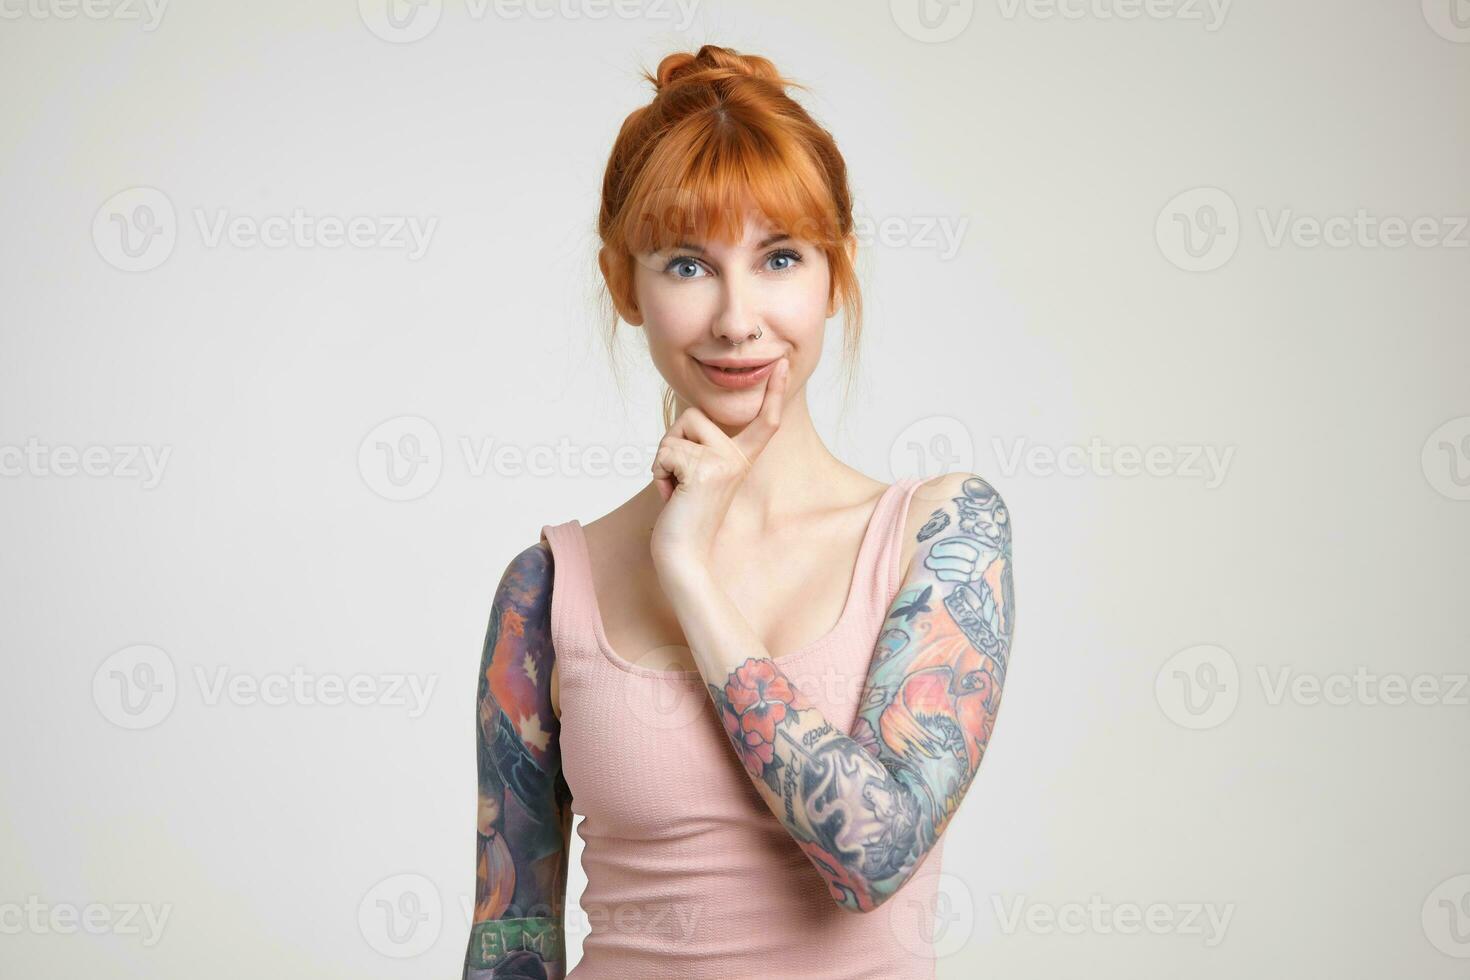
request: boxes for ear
[826,234,858,319]
[598,247,644,326]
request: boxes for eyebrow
[667,233,792,254]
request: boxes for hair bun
[650,44,787,94]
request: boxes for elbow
[831,861,926,915]
[831,881,893,915]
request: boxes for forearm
[660,563,932,911]
[464,917,566,979]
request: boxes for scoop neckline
[570,479,908,682]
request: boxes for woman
[464,44,1015,980]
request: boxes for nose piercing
[729,326,762,345]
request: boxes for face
[629,210,834,428]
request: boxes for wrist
[653,552,714,596]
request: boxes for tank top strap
[867,475,930,611]
[538,521,599,664]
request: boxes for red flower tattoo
[723,658,810,771]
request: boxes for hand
[648,358,791,575]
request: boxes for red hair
[595,44,864,428]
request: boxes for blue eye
[768,248,802,272]
[663,248,803,279]
[667,257,706,279]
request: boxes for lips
[695,357,780,390]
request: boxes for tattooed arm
[463,542,573,979]
[663,473,1014,912]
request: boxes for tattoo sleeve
[707,475,1014,912]
[464,542,573,979]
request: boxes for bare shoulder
[899,472,1013,580]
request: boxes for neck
[662,387,862,531]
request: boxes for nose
[710,272,762,345]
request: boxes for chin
[684,388,763,425]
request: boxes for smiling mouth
[695,357,780,389]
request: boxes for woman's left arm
[660,470,1015,913]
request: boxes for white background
[1,0,1467,977]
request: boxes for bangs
[614,115,843,256]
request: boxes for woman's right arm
[463,541,572,980]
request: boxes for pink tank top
[539,476,946,979]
